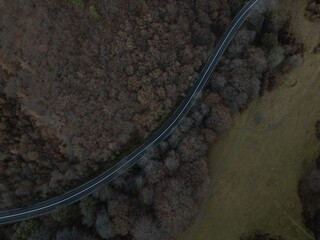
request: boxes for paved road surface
[0,0,260,224]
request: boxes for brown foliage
[306,1,320,21]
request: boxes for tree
[54,227,96,240]
[107,195,132,236]
[307,169,320,192]
[93,185,114,202]
[139,185,154,205]
[281,54,304,73]
[143,159,166,184]
[51,205,79,226]
[95,208,115,239]
[28,225,54,240]
[316,121,320,140]
[267,46,285,69]
[306,1,320,21]
[191,22,215,46]
[132,216,164,240]
[14,180,33,198]
[79,196,97,227]
[204,93,232,134]
[154,178,197,236]
[261,32,279,49]
[12,220,39,240]
[240,231,285,240]
[227,29,256,58]
[164,151,179,172]
[299,157,320,238]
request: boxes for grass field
[177,1,320,239]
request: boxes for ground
[177,0,320,239]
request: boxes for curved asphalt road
[0,0,259,224]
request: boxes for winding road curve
[0,0,260,224]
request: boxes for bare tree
[132,216,164,240]
[95,208,115,239]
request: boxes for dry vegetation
[305,0,320,21]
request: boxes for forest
[0,0,312,239]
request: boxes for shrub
[79,196,97,227]
[51,206,79,225]
[261,32,279,49]
[71,0,84,9]
[267,46,285,69]
[95,208,115,239]
[240,231,285,240]
[12,220,39,240]
[316,121,320,140]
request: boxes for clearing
[178,0,320,239]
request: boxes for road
[0,0,260,224]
